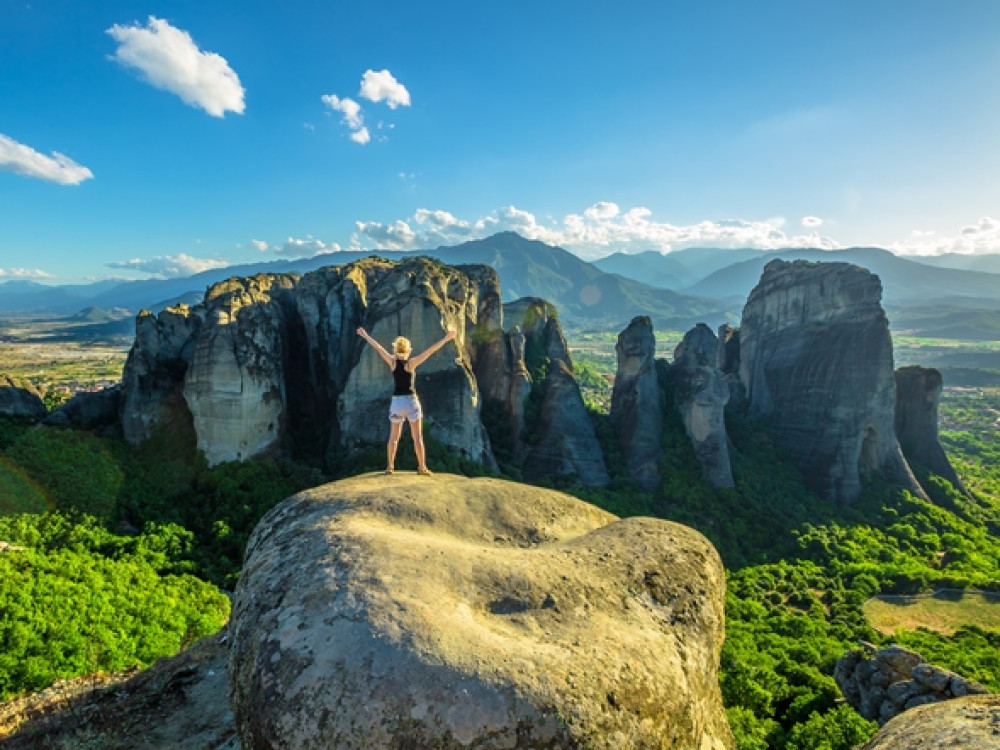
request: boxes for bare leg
[386,420,403,473]
[409,419,428,473]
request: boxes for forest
[0,376,998,749]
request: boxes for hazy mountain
[594,247,767,289]
[683,247,1000,304]
[906,252,1000,274]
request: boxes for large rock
[0,375,47,419]
[835,645,990,725]
[673,325,734,490]
[609,316,662,490]
[738,260,925,503]
[229,473,733,750]
[894,366,968,496]
[514,299,609,487]
[859,694,1000,749]
[44,385,121,432]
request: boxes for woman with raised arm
[356,326,457,476]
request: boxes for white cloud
[359,69,411,109]
[891,217,1000,256]
[352,202,843,258]
[107,16,245,118]
[107,253,230,278]
[280,237,341,256]
[321,94,371,145]
[0,133,94,185]
[250,239,270,252]
[802,216,823,228]
[0,267,53,279]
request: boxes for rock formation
[716,324,739,375]
[894,365,968,496]
[738,260,925,504]
[859,694,1000,749]
[672,324,735,490]
[0,375,47,419]
[228,473,734,750]
[44,385,121,432]
[609,316,662,490]
[835,644,989,726]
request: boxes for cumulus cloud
[250,239,270,252]
[802,216,823,228]
[107,253,230,278]
[891,217,1000,256]
[280,237,341,256]
[359,69,411,109]
[352,201,843,258]
[0,133,94,185]
[0,267,53,279]
[107,16,245,117]
[321,94,370,145]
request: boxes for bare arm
[356,327,395,368]
[408,329,457,369]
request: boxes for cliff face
[609,316,663,491]
[738,260,925,503]
[229,473,734,749]
[894,365,967,496]
[0,376,47,419]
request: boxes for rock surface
[229,473,733,750]
[738,260,925,503]
[0,375,47,418]
[894,365,968,496]
[835,644,990,726]
[44,385,121,432]
[609,316,662,490]
[673,325,734,490]
[858,694,1000,749]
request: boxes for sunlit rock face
[738,260,925,504]
[228,473,734,750]
[893,365,968,496]
[609,316,662,490]
[673,324,734,490]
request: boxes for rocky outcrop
[894,366,968,496]
[609,316,662,490]
[0,375,47,419]
[44,385,121,432]
[835,644,990,726]
[673,325,734,490]
[513,299,609,487]
[229,473,734,750]
[859,694,1000,749]
[738,260,925,503]
[716,324,739,375]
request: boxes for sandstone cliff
[859,694,1000,749]
[894,365,968,496]
[609,316,663,491]
[738,260,925,504]
[228,473,734,750]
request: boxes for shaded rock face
[228,473,734,750]
[835,645,990,726]
[716,324,739,375]
[894,366,967,496]
[514,299,609,487]
[859,694,1000,750]
[673,325,734,490]
[609,316,662,490]
[0,375,47,419]
[44,385,121,432]
[738,260,925,504]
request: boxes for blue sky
[2,0,999,283]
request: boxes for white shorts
[389,394,423,423]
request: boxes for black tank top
[392,358,414,396]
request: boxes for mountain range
[3,233,999,337]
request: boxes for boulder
[609,316,663,490]
[859,694,1000,749]
[229,473,734,750]
[0,375,47,419]
[44,385,121,432]
[673,325,734,490]
[894,365,968,496]
[738,260,925,504]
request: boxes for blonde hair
[392,336,412,357]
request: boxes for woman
[356,326,457,475]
